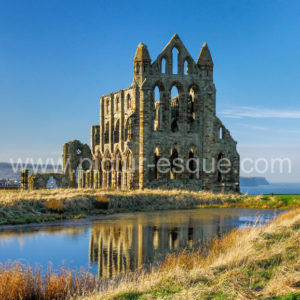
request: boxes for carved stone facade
[82,34,239,192]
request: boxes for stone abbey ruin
[27,34,239,192]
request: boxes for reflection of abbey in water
[89,215,232,278]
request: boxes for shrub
[94,195,110,209]
[45,199,65,213]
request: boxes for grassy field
[0,208,299,299]
[0,189,300,226]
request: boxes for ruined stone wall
[28,173,72,189]
[88,34,239,193]
[62,140,93,187]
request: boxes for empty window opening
[154,86,160,101]
[161,58,166,74]
[189,149,196,179]
[188,88,195,131]
[75,166,80,184]
[114,120,120,143]
[116,97,120,112]
[116,154,122,189]
[104,122,109,144]
[124,152,132,188]
[219,127,223,140]
[46,176,58,189]
[171,85,178,98]
[127,94,131,109]
[154,148,160,180]
[104,160,112,188]
[106,100,109,114]
[136,62,140,74]
[172,48,179,74]
[125,118,132,141]
[171,86,179,132]
[170,148,179,179]
[154,86,160,131]
[184,60,188,75]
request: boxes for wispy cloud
[240,124,268,131]
[221,106,300,119]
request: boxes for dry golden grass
[0,188,241,205]
[0,188,299,225]
[0,189,243,225]
[81,209,300,299]
[0,263,97,300]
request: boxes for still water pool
[0,208,283,278]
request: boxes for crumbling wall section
[28,173,72,189]
[63,140,93,187]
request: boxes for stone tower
[83,34,239,192]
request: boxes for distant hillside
[240,177,269,186]
[0,162,62,179]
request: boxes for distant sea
[240,183,300,195]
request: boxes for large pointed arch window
[172,47,179,74]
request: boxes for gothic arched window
[104,122,109,144]
[161,58,166,74]
[170,86,179,132]
[114,120,120,143]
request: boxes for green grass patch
[256,254,282,269]
[113,291,146,300]
[261,231,291,248]
[243,254,283,292]
[266,293,300,300]
[292,223,300,230]
[203,291,230,299]
[150,279,182,298]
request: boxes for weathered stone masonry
[77,34,240,192]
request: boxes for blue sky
[0,0,300,182]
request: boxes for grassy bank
[0,189,300,226]
[198,194,300,210]
[0,208,299,299]
[84,208,300,299]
